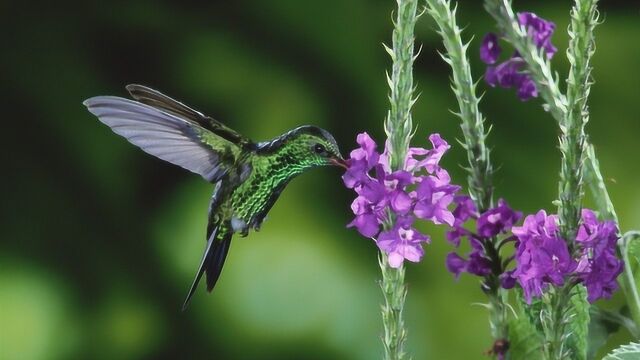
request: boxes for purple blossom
[342,132,380,189]
[445,241,492,279]
[347,194,386,238]
[509,209,624,303]
[480,33,501,64]
[480,12,557,100]
[444,196,519,284]
[446,252,467,278]
[378,216,430,268]
[413,169,459,226]
[575,209,623,302]
[446,196,478,246]
[518,12,557,57]
[500,270,517,289]
[477,199,522,238]
[342,132,459,268]
[512,210,576,303]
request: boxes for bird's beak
[330,156,349,169]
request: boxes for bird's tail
[182,226,232,310]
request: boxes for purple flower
[445,240,492,279]
[444,196,519,283]
[518,12,557,57]
[480,12,556,101]
[446,252,468,278]
[500,270,517,289]
[477,199,522,238]
[378,216,430,268]
[512,210,576,303]
[413,169,459,226]
[480,33,501,64]
[347,194,387,237]
[446,195,478,246]
[485,58,538,101]
[343,132,460,267]
[575,209,623,302]
[403,133,451,174]
[342,132,380,188]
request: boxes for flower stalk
[381,0,419,358]
[425,0,493,213]
[425,0,509,355]
[483,0,602,358]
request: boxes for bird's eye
[313,144,326,155]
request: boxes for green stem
[425,0,493,213]
[379,253,408,360]
[545,287,572,360]
[384,0,419,171]
[380,0,420,358]
[425,2,507,356]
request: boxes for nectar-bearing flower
[343,132,459,268]
[480,12,557,101]
[445,196,521,282]
[575,209,624,302]
[512,210,575,303]
[512,209,623,303]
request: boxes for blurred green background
[1,1,639,359]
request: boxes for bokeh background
[2,1,639,359]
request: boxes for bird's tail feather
[182,227,232,310]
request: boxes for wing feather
[126,84,253,148]
[83,95,240,182]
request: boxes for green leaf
[602,342,640,360]
[515,289,544,332]
[620,231,640,328]
[508,313,544,360]
[588,306,622,360]
[566,284,590,360]
[625,231,640,272]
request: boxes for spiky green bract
[603,342,640,360]
[425,0,509,354]
[425,0,493,213]
[558,0,599,246]
[380,1,420,359]
[384,0,419,171]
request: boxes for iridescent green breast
[229,153,305,231]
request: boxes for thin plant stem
[380,0,420,359]
[425,1,508,356]
[425,0,493,213]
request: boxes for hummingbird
[84,84,346,309]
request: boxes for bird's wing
[84,94,249,183]
[125,84,253,148]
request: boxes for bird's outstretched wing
[84,86,253,183]
[126,84,253,149]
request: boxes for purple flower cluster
[343,132,459,268]
[481,12,557,100]
[511,209,623,303]
[445,196,521,282]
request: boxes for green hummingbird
[84,84,346,309]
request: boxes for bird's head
[264,126,346,169]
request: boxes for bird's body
[84,85,345,309]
